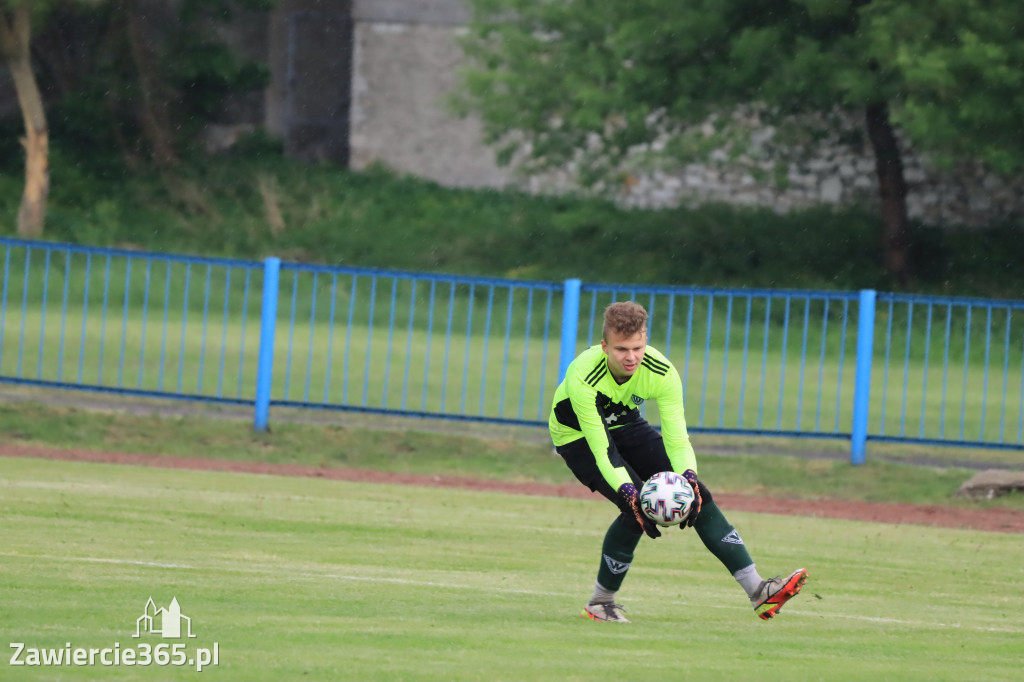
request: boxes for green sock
[693,498,754,574]
[595,515,643,592]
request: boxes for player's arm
[565,374,632,491]
[558,359,665,539]
[563,369,661,538]
[652,358,698,474]
[649,353,704,526]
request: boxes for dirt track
[4,443,1024,534]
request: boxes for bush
[1,145,1022,298]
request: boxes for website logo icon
[134,597,196,639]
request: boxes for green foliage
[15,0,272,173]
[0,102,23,175]
[2,148,1023,297]
[165,0,271,129]
[862,0,1024,174]
[909,221,1024,294]
[456,0,1024,177]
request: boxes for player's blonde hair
[602,301,648,340]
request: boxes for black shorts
[555,419,672,516]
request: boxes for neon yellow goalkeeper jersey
[548,343,697,491]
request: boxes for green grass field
[3,456,1022,681]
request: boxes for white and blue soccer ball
[640,471,695,527]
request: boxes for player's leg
[612,423,754,573]
[687,480,807,618]
[612,421,807,619]
[555,438,644,622]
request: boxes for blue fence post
[558,279,582,382]
[850,289,876,464]
[254,257,281,431]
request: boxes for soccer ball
[639,471,695,527]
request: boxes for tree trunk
[865,101,911,287]
[0,5,49,238]
[122,0,179,168]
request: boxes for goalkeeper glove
[680,469,703,528]
[618,482,661,539]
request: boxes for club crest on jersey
[630,394,644,406]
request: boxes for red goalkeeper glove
[618,483,661,539]
[680,469,703,528]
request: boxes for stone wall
[599,111,1023,227]
[348,5,1023,227]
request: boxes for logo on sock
[603,555,631,574]
[721,530,744,545]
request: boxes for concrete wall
[349,21,512,188]
[347,0,510,188]
[264,0,352,163]
[353,0,468,24]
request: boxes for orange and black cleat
[752,568,808,620]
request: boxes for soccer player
[549,300,807,622]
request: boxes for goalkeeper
[549,301,806,622]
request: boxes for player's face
[601,329,647,382]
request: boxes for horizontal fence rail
[2,236,1022,463]
[0,239,265,406]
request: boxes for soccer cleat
[752,568,808,620]
[582,601,630,623]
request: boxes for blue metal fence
[2,236,1023,463]
[0,238,264,407]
